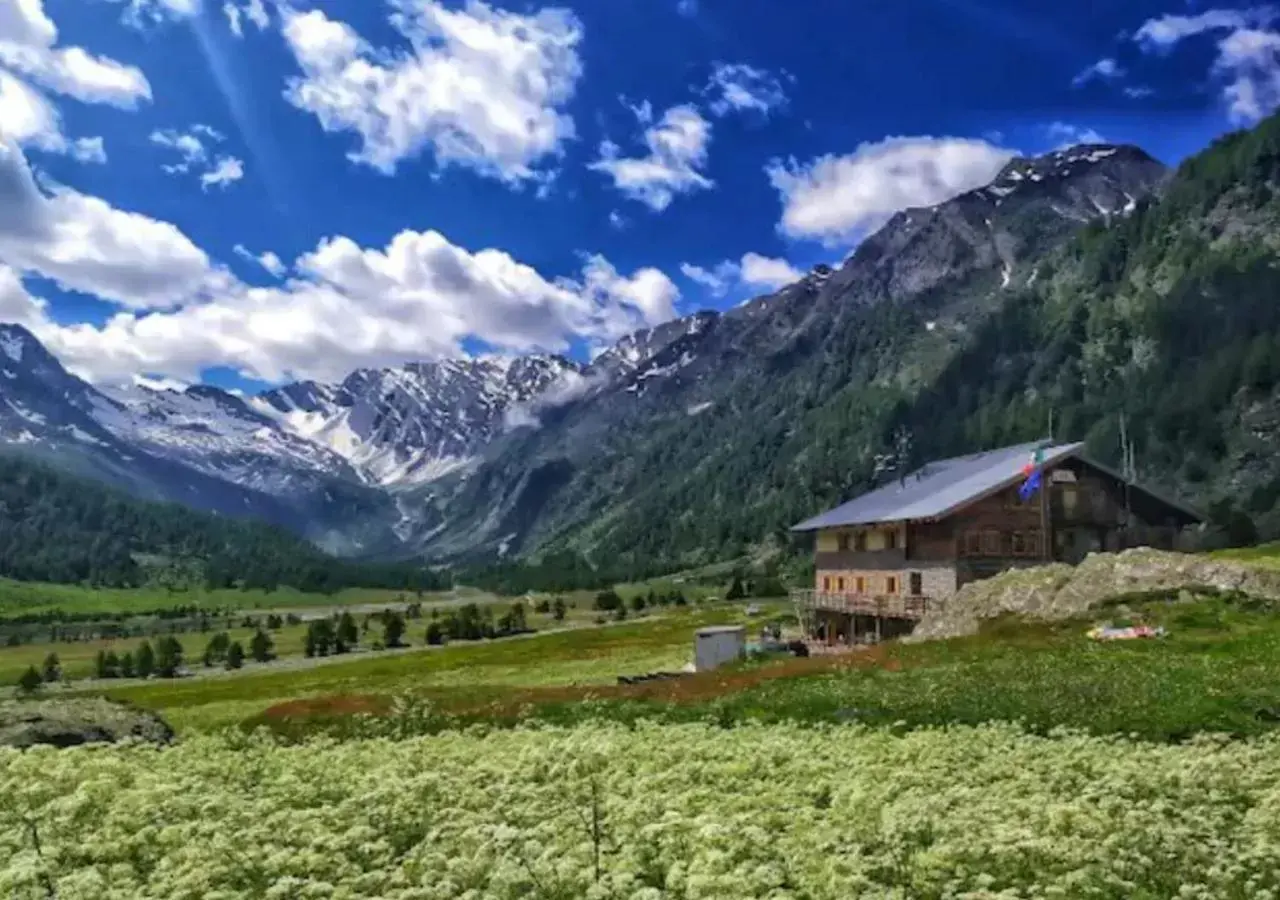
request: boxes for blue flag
[1019,468,1042,500]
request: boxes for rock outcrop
[0,697,175,749]
[908,548,1280,642]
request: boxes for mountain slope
[405,142,1170,564]
[0,453,447,592]
[484,119,1280,567]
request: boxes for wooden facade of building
[790,442,1201,646]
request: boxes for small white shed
[694,625,746,672]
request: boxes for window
[837,532,850,552]
[822,576,831,592]
[1011,532,1027,555]
[837,576,846,592]
[981,529,1001,556]
[855,576,865,594]
[886,529,898,550]
[854,532,867,552]
[1026,530,1042,557]
[910,572,923,596]
[964,531,982,556]
[886,576,898,595]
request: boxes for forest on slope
[531,113,1280,569]
[0,454,449,593]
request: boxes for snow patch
[687,401,713,416]
[0,332,24,363]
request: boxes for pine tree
[225,641,245,670]
[119,651,135,678]
[16,665,41,695]
[383,611,406,648]
[250,629,274,663]
[136,641,155,678]
[41,652,60,683]
[337,611,359,648]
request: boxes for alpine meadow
[7,0,1280,897]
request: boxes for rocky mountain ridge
[0,139,1180,561]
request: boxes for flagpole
[1039,451,1051,561]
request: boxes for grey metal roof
[791,440,1084,532]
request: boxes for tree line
[0,455,450,593]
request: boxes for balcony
[792,589,941,621]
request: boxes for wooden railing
[791,590,940,621]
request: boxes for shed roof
[790,440,1202,532]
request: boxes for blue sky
[0,0,1276,391]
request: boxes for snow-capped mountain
[0,141,1171,560]
[253,355,583,486]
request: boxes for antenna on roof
[1048,408,1055,443]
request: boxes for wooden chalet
[789,440,1202,646]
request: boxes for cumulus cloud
[0,135,679,385]
[151,125,245,189]
[33,235,679,385]
[0,0,151,107]
[681,252,802,297]
[0,138,217,309]
[590,103,713,211]
[766,136,1014,246]
[278,0,582,183]
[1072,57,1124,87]
[1133,7,1280,123]
[704,62,790,117]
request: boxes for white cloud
[1133,7,1280,124]
[766,136,1014,246]
[1,135,678,384]
[1215,28,1280,122]
[0,262,46,326]
[1134,8,1275,50]
[681,252,802,297]
[676,0,697,17]
[739,252,802,290]
[151,125,245,188]
[704,62,790,116]
[608,210,626,230]
[279,1,583,183]
[105,0,201,28]
[1124,85,1156,98]
[223,0,268,38]
[71,136,106,163]
[0,0,151,107]
[33,233,680,385]
[590,104,713,211]
[0,138,217,310]
[234,244,287,278]
[200,156,244,190]
[1072,57,1124,87]
[1044,122,1108,149]
[680,260,735,296]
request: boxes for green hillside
[551,113,1280,567]
[0,454,448,594]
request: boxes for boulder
[908,548,1280,642]
[0,696,175,749]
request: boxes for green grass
[235,591,1280,745]
[1211,540,1280,568]
[94,603,785,732]
[512,593,1280,742]
[0,578,447,618]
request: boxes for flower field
[5,721,1280,899]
